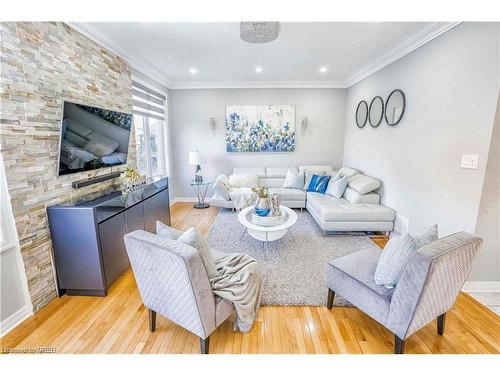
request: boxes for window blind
[132,80,166,121]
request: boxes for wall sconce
[209,117,216,130]
[301,116,308,137]
[301,116,308,128]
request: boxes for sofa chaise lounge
[211,165,396,234]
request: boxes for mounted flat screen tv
[57,101,132,176]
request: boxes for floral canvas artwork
[226,105,295,152]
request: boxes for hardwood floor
[2,202,499,354]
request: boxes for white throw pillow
[325,174,347,198]
[413,224,439,248]
[213,175,232,200]
[374,225,438,289]
[156,220,183,239]
[228,174,259,188]
[282,168,305,189]
[177,227,219,279]
[348,174,381,195]
[374,233,417,289]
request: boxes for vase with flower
[252,187,271,217]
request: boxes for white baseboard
[0,305,33,337]
[462,281,500,293]
[170,197,211,206]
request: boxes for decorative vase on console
[120,167,147,196]
[252,187,271,217]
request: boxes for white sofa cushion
[343,187,380,204]
[259,178,285,188]
[306,192,395,222]
[213,175,231,200]
[266,167,290,178]
[325,175,347,198]
[210,197,235,209]
[348,174,381,194]
[268,187,306,201]
[233,167,266,178]
[298,165,336,174]
[338,167,360,181]
[229,174,259,188]
[282,168,305,189]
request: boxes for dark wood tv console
[47,177,170,296]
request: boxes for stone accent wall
[0,22,135,311]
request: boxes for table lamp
[189,151,206,182]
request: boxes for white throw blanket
[229,187,256,210]
[210,253,262,333]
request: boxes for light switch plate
[461,154,479,169]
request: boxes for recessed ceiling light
[319,66,328,73]
[189,68,197,75]
[255,66,263,73]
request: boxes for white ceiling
[73,22,459,89]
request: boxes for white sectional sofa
[211,165,396,234]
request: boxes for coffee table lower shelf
[237,205,298,251]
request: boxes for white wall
[469,97,500,282]
[169,88,346,197]
[343,23,499,240]
[0,155,33,337]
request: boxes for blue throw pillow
[307,174,331,194]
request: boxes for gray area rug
[206,209,378,306]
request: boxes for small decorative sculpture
[271,193,281,216]
[120,167,147,195]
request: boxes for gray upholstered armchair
[124,230,234,354]
[326,232,482,354]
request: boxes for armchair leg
[395,336,405,354]
[148,309,156,332]
[327,289,335,309]
[200,336,210,354]
[437,313,446,335]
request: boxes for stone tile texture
[0,22,135,311]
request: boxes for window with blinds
[132,80,168,178]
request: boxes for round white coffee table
[237,205,298,250]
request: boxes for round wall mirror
[385,89,406,126]
[356,100,368,128]
[369,96,384,127]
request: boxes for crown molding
[67,22,172,89]
[68,21,461,90]
[345,22,462,87]
[168,80,346,89]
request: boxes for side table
[190,180,211,209]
